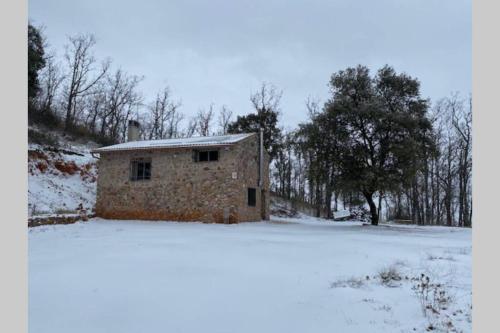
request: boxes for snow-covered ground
[29,216,471,333]
[28,139,98,216]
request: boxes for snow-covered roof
[92,133,256,153]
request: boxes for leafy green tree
[326,65,434,225]
[28,23,46,104]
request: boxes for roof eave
[91,132,257,154]
[91,142,237,154]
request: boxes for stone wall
[28,213,95,228]
[95,134,270,223]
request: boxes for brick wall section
[95,133,270,223]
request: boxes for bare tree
[217,105,233,135]
[83,82,106,134]
[148,88,170,140]
[384,93,472,227]
[195,104,215,136]
[184,118,198,138]
[146,87,182,140]
[451,94,472,227]
[62,33,110,131]
[37,51,64,115]
[228,82,283,160]
[97,68,142,142]
[250,82,283,121]
[165,101,183,138]
[305,96,320,118]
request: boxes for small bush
[66,124,97,141]
[412,274,453,318]
[28,129,59,147]
[28,109,61,129]
[378,265,402,286]
[426,253,456,261]
[361,298,375,303]
[54,160,80,175]
[92,134,117,146]
[29,203,38,216]
[377,304,392,312]
[36,161,48,173]
[54,208,78,215]
[330,276,366,289]
[65,124,118,146]
[28,149,49,160]
[350,207,371,222]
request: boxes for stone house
[91,122,270,223]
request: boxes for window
[248,188,256,207]
[198,151,209,162]
[209,150,219,161]
[130,158,151,181]
[194,150,219,162]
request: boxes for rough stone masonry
[93,132,270,223]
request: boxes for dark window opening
[130,159,151,181]
[248,188,256,207]
[198,151,209,162]
[209,150,219,161]
[194,150,219,162]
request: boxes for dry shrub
[412,274,453,315]
[426,253,456,261]
[330,276,366,289]
[28,149,48,161]
[55,208,77,215]
[378,265,403,286]
[36,161,48,173]
[54,160,80,175]
[79,163,97,181]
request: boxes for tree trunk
[315,181,321,218]
[64,97,73,131]
[325,190,332,219]
[363,192,379,225]
[445,192,452,227]
[377,192,383,223]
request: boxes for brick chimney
[127,120,140,142]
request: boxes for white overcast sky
[29,0,471,129]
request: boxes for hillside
[28,127,99,216]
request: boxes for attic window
[194,150,219,162]
[130,158,151,181]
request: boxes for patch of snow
[29,217,471,333]
[333,209,351,219]
[28,141,97,216]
